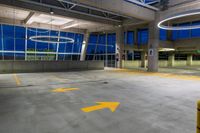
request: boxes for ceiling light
[29,36,74,44]
[27,14,73,26]
[63,23,79,29]
[159,48,175,52]
[157,9,200,30]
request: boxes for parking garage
[0,0,200,133]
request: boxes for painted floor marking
[13,74,21,86]
[52,88,79,92]
[81,102,120,113]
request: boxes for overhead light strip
[158,9,200,30]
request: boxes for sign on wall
[148,49,154,56]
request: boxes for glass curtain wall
[86,33,116,67]
[172,21,200,40]
[0,24,83,61]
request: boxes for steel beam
[0,0,122,25]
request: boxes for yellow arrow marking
[81,102,120,113]
[52,88,79,92]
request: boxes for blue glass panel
[27,28,36,38]
[191,21,200,38]
[145,0,158,3]
[160,29,167,41]
[15,53,25,60]
[37,28,49,36]
[3,38,14,51]
[107,33,116,54]
[172,31,178,41]
[36,42,48,52]
[65,32,74,53]
[58,43,65,52]
[178,23,190,39]
[0,25,2,50]
[0,37,2,50]
[0,24,1,37]
[27,40,36,51]
[127,31,134,45]
[65,43,73,53]
[96,34,106,54]
[4,52,14,60]
[87,34,98,54]
[15,26,25,38]
[124,32,127,44]
[73,34,83,53]
[58,54,65,60]
[138,29,148,45]
[60,31,67,37]
[50,30,59,36]
[64,55,71,60]
[49,43,57,52]
[74,34,83,43]
[15,39,25,51]
[3,24,14,38]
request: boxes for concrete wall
[159,61,168,67]
[173,61,187,67]
[122,60,200,69]
[122,60,141,68]
[192,61,200,66]
[0,61,104,73]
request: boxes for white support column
[147,14,160,72]
[187,54,193,66]
[168,53,175,67]
[55,31,61,61]
[1,24,4,60]
[116,27,124,68]
[25,27,28,61]
[80,32,89,61]
[141,51,147,68]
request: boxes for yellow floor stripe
[13,74,21,86]
[110,69,200,81]
[52,88,79,92]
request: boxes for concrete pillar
[141,51,147,68]
[116,27,124,68]
[147,14,160,72]
[187,54,193,66]
[80,32,89,61]
[168,53,175,67]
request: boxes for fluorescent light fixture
[158,9,200,30]
[27,14,73,25]
[159,48,175,52]
[63,23,79,29]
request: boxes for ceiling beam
[23,12,35,24]
[0,0,122,25]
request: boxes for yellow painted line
[13,74,21,86]
[81,102,120,113]
[52,88,79,93]
[197,100,200,133]
[110,69,200,81]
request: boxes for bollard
[197,101,200,133]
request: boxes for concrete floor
[0,69,199,133]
